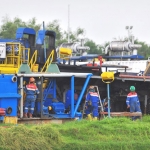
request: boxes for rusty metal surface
[18,117,75,124]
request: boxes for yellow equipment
[93,117,98,120]
[87,114,93,120]
[3,116,18,124]
[101,72,115,118]
[101,72,114,83]
[28,50,38,72]
[41,50,54,72]
[0,42,30,74]
[58,47,72,60]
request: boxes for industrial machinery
[0,75,21,123]
[0,27,94,123]
[105,41,142,56]
[56,39,90,59]
[18,72,92,120]
[0,27,37,74]
[1,26,150,124]
[36,29,56,68]
[53,27,150,118]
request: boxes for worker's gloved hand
[127,105,130,108]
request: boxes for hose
[0,108,5,116]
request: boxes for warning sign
[0,43,6,58]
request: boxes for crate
[3,116,18,124]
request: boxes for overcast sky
[0,0,150,45]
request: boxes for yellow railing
[28,50,37,70]
[0,42,30,73]
[41,50,54,72]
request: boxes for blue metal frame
[73,74,92,116]
[49,74,93,119]
[71,76,74,118]
[16,27,36,39]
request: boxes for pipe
[107,84,111,118]
[43,21,46,62]
[144,95,147,114]
[0,111,5,113]
[17,73,91,78]
[119,75,150,79]
[53,78,56,99]
[105,45,109,54]
[129,44,142,49]
[40,77,44,118]
[20,76,23,118]
[76,46,90,51]
[74,74,92,116]
[71,76,74,118]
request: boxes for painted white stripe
[26,88,36,91]
[127,95,137,98]
[90,94,99,97]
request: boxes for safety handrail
[3,43,22,67]
[41,50,54,72]
[28,50,37,70]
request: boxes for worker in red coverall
[126,86,142,120]
[24,77,39,118]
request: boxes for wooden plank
[100,112,142,117]
[143,62,150,76]
[18,118,75,124]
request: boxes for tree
[85,39,102,54]
[3,16,150,58]
[26,17,41,32]
[0,16,25,38]
[0,16,41,39]
[46,20,67,47]
[134,40,150,59]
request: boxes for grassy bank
[1,116,150,150]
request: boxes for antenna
[68,5,70,43]
[125,26,133,42]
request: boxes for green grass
[0,116,150,150]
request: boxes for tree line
[0,16,150,59]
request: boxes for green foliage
[0,124,62,150]
[135,39,150,59]
[85,39,102,54]
[0,15,41,39]
[0,16,150,57]
[1,117,150,150]
[47,20,66,46]
[26,17,41,32]
[0,16,102,52]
